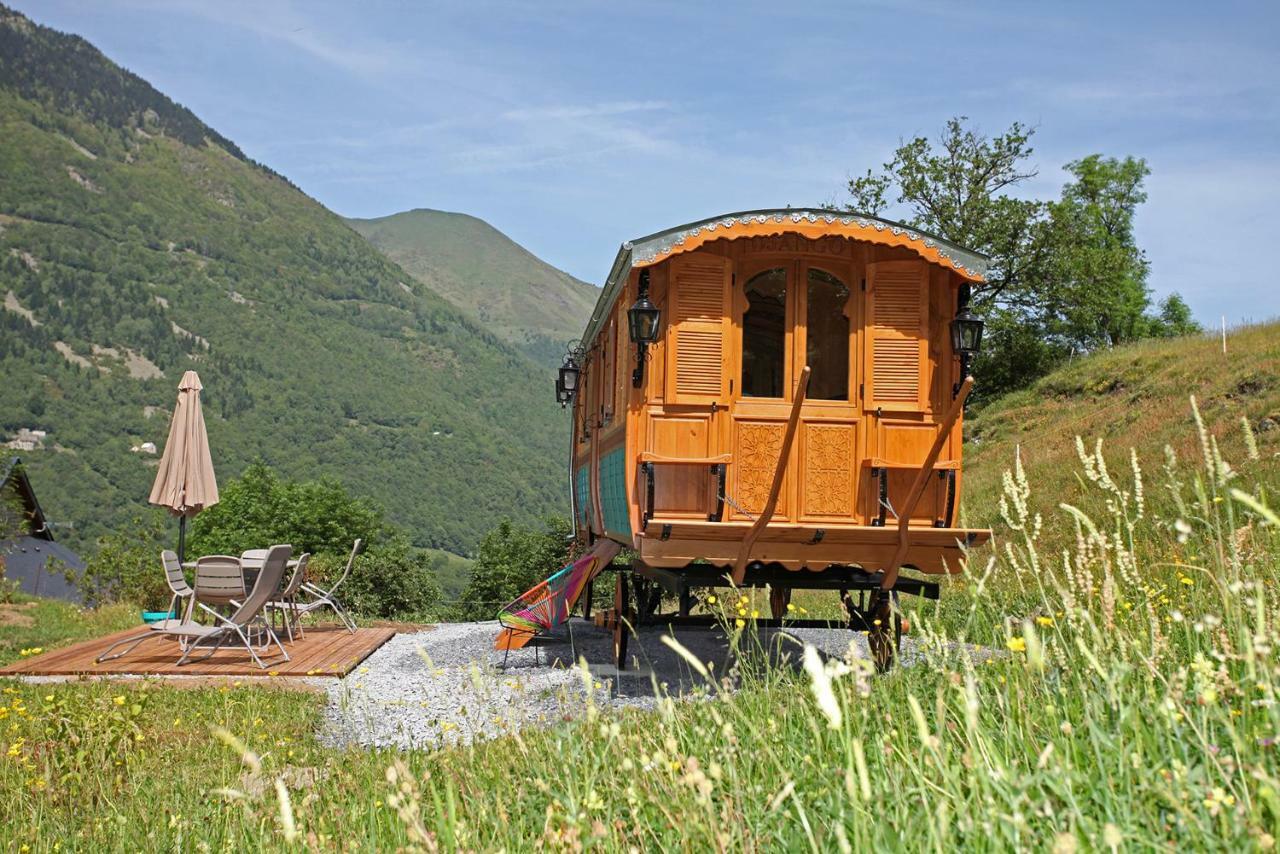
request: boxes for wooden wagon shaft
[879,375,973,590]
[731,366,811,584]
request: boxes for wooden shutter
[865,260,929,412]
[666,253,731,404]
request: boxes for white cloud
[501,101,670,122]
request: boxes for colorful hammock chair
[495,540,620,651]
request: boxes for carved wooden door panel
[727,261,796,521]
[797,261,859,521]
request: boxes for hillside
[962,321,1280,545]
[345,209,599,365]
[0,5,568,555]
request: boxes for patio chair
[294,539,362,633]
[265,552,310,642]
[193,555,247,612]
[160,549,194,622]
[96,545,292,669]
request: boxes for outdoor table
[238,550,300,589]
[182,553,298,592]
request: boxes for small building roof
[1,457,84,603]
[580,208,989,349]
[1,456,53,542]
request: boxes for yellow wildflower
[734,618,745,629]
[1006,637,1027,653]
[1036,616,1054,627]
[113,696,126,706]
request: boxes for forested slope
[0,4,568,554]
[346,209,599,367]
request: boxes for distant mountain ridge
[0,3,567,554]
[346,209,599,366]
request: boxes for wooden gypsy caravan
[530,209,992,670]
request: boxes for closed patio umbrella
[148,370,219,561]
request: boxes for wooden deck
[0,624,396,678]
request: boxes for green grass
[0,596,135,667]
[2,399,1279,848]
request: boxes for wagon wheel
[634,576,662,622]
[866,590,902,674]
[769,587,791,620]
[612,572,633,670]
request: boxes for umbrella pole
[178,515,187,564]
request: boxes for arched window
[806,268,850,400]
[741,268,787,398]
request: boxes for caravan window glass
[741,267,787,398]
[806,267,850,400]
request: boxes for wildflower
[734,618,745,629]
[1036,616,1054,628]
[786,602,795,612]
[1006,637,1027,653]
[1180,577,1194,586]
[1175,518,1192,543]
[1203,786,1236,816]
[1102,824,1122,849]
[113,696,126,706]
[706,595,717,605]
[803,645,843,729]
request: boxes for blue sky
[14,0,1279,325]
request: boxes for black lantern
[628,270,661,387]
[950,306,984,357]
[557,349,581,408]
[950,290,984,398]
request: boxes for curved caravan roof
[580,208,989,347]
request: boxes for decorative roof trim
[627,209,987,281]
[579,208,988,348]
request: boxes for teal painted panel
[573,465,590,529]
[598,447,632,538]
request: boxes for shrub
[340,540,445,622]
[76,465,447,620]
[76,511,171,609]
[188,462,389,557]
[455,516,572,620]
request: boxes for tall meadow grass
[1,398,1278,850]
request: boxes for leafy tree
[338,539,443,622]
[1147,294,1201,339]
[76,510,171,609]
[185,464,442,619]
[457,517,572,619]
[1045,155,1155,349]
[187,462,389,557]
[846,117,1050,314]
[842,118,1200,399]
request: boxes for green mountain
[0,4,569,555]
[345,210,599,366]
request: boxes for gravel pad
[319,617,965,750]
